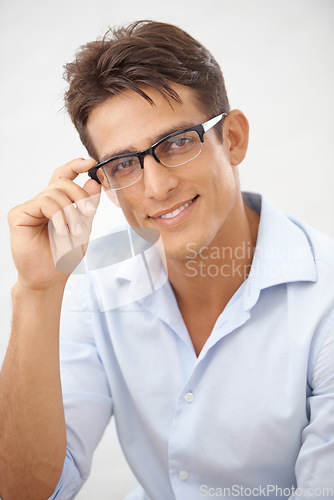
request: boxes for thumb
[83,178,102,209]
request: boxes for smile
[160,199,195,219]
[149,196,198,228]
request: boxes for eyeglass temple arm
[202,113,227,133]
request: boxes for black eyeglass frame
[87,112,227,190]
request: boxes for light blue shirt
[50,192,334,500]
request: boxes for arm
[0,159,100,500]
[0,284,67,500]
[49,273,113,499]
[291,315,334,499]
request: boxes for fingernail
[75,223,84,235]
[85,200,96,212]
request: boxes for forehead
[86,84,207,160]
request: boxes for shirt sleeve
[48,272,113,499]
[291,316,334,499]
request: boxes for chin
[160,231,215,262]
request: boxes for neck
[166,198,260,314]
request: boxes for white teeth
[160,199,193,219]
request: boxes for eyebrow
[98,120,200,163]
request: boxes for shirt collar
[87,232,168,312]
[242,192,317,310]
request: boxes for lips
[150,196,198,219]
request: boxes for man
[1,20,334,500]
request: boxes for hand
[8,158,101,291]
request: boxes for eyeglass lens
[97,130,202,190]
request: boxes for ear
[223,110,249,166]
[104,187,121,207]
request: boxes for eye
[168,136,192,149]
[159,134,196,156]
[109,156,139,175]
[115,158,135,170]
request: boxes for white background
[0,0,333,498]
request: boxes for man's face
[86,85,240,261]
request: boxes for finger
[42,180,98,217]
[74,179,102,217]
[83,178,102,198]
[45,189,90,237]
[82,178,102,207]
[52,194,84,237]
[57,204,92,247]
[51,208,69,237]
[49,158,97,185]
[21,190,84,239]
[49,221,87,274]
[12,195,65,227]
[34,196,67,230]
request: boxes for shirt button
[179,470,189,480]
[184,392,194,403]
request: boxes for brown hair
[64,20,230,158]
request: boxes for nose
[142,154,179,200]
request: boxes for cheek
[113,191,144,227]
[209,152,237,194]
[104,188,120,207]
[208,162,239,224]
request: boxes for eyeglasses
[88,112,226,191]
